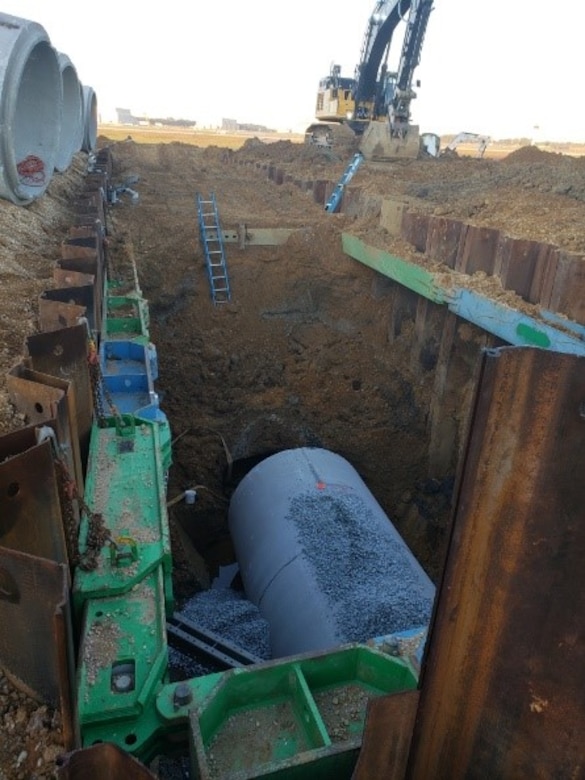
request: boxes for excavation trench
[105,139,487,672]
[0,134,583,776]
[144,223,455,621]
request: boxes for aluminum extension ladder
[196,192,232,304]
[324,152,364,213]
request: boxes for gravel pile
[289,492,435,643]
[0,671,63,780]
[169,588,271,680]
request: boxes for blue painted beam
[325,153,364,213]
[450,289,585,356]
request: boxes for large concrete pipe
[0,13,61,205]
[55,53,83,172]
[81,85,98,153]
[229,447,435,658]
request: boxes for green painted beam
[342,233,447,304]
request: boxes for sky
[2,1,584,142]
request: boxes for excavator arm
[352,0,434,135]
[388,0,433,136]
[352,0,409,123]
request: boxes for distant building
[222,117,275,133]
[116,107,139,125]
[116,107,196,128]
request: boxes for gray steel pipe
[229,447,435,657]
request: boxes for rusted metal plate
[455,224,501,276]
[26,324,93,466]
[388,285,418,343]
[526,243,559,308]
[39,285,96,333]
[56,743,156,778]
[409,297,449,374]
[7,364,84,498]
[7,364,64,422]
[401,210,430,253]
[38,296,87,333]
[0,428,68,563]
[61,237,104,290]
[56,256,103,327]
[353,691,419,780]
[407,347,585,779]
[425,215,466,268]
[72,212,104,230]
[68,225,103,241]
[56,255,100,278]
[82,172,108,192]
[92,147,113,177]
[541,249,585,325]
[493,236,544,302]
[0,547,76,749]
[53,267,95,289]
[69,196,105,229]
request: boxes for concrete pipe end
[81,85,98,153]
[0,13,62,204]
[55,52,83,172]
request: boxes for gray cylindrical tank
[228,447,435,658]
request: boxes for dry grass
[98,123,304,149]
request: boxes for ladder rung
[198,193,232,303]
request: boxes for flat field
[98,123,585,159]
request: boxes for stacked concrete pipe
[0,13,61,204]
[0,12,98,204]
[81,85,98,153]
[55,53,83,172]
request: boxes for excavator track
[304,122,359,153]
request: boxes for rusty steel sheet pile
[405,346,585,778]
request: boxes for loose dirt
[0,132,584,778]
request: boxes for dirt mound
[502,145,563,164]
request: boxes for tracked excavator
[305,0,434,160]
[441,131,491,158]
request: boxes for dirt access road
[0,130,584,778]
